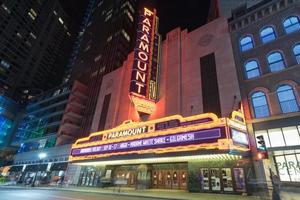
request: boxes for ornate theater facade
[66,7,255,194]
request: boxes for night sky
[59,0,211,37]
[141,0,211,37]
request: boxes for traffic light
[256,135,268,159]
[256,135,266,151]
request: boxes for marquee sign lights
[69,112,250,162]
[129,7,160,114]
[72,128,222,157]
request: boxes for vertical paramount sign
[129,7,160,114]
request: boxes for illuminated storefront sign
[69,112,250,162]
[231,129,249,147]
[129,7,160,114]
[275,154,300,182]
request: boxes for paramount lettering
[137,60,147,71]
[106,126,147,140]
[129,7,156,96]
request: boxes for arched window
[293,44,300,64]
[240,36,254,52]
[251,91,270,118]
[283,16,300,34]
[277,85,299,113]
[260,26,276,43]
[267,52,285,72]
[245,60,260,79]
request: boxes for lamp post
[31,152,47,187]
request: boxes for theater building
[66,8,254,194]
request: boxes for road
[0,188,166,200]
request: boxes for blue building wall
[0,95,20,148]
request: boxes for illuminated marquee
[69,112,250,162]
[129,7,160,114]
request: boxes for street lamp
[31,152,47,187]
[39,153,47,159]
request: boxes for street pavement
[0,188,165,200]
[0,186,300,200]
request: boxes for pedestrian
[271,173,281,200]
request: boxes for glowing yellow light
[72,154,242,166]
[130,95,155,114]
[73,113,221,149]
[70,112,250,162]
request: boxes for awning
[8,165,23,172]
[50,162,68,171]
[23,164,48,172]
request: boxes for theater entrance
[152,169,188,190]
[115,170,136,187]
[150,163,188,190]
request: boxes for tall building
[62,0,97,83]
[70,0,139,137]
[12,84,71,152]
[229,0,300,185]
[9,81,87,184]
[0,0,75,103]
[12,81,87,152]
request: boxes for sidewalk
[0,184,262,200]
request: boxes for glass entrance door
[180,170,187,190]
[152,170,164,188]
[116,170,136,187]
[152,170,188,190]
[165,171,172,189]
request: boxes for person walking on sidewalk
[271,172,281,200]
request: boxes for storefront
[9,144,71,185]
[68,111,253,194]
[253,116,300,185]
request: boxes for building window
[244,60,260,79]
[277,85,299,113]
[283,16,300,34]
[260,26,276,43]
[121,29,130,42]
[107,35,112,42]
[28,8,37,20]
[251,91,270,118]
[274,153,300,182]
[267,51,285,72]
[293,43,300,64]
[200,53,221,117]
[255,126,300,149]
[124,9,134,22]
[98,94,111,131]
[240,35,254,52]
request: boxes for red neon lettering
[137,60,147,71]
[138,51,148,61]
[135,71,146,83]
